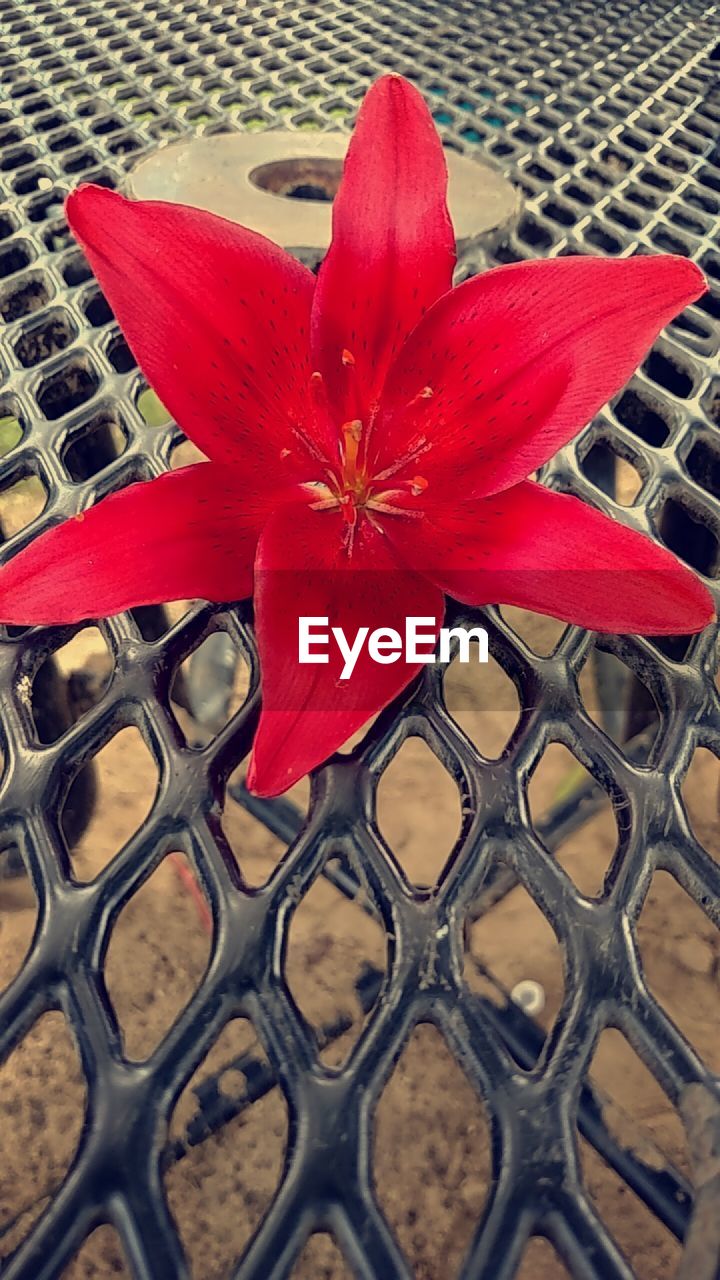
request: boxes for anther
[343,419,362,444]
[407,385,434,409]
[342,348,356,367]
[309,370,326,404]
[306,370,335,464]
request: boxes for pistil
[341,418,363,488]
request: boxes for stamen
[339,346,366,429]
[366,476,428,517]
[309,370,330,425]
[304,370,337,463]
[310,369,327,397]
[308,496,340,511]
[366,496,424,518]
[368,386,434,482]
[292,425,328,465]
[373,436,432,482]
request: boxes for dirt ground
[0,608,718,1280]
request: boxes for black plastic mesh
[0,1,719,1277]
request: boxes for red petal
[247,502,444,796]
[0,464,281,625]
[66,186,321,477]
[374,255,706,496]
[383,481,714,634]
[311,75,455,441]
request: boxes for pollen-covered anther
[409,475,428,496]
[341,348,356,367]
[309,370,327,408]
[407,385,434,409]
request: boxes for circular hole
[249,156,343,202]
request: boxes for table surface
[0,2,718,1278]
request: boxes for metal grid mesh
[0,1,719,1277]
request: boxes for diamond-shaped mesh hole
[61,726,159,882]
[0,469,47,539]
[106,334,136,373]
[516,1238,571,1279]
[579,1138,681,1277]
[13,308,76,368]
[376,737,461,888]
[681,745,719,861]
[105,852,212,1060]
[686,436,720,499]
[169,438,206,469]
[640,849,712,1018]
[61,1225,131,1279]
[373,1023,491,1279]
[164,1018,287,1276]
[527,742,618,898]
[61,251,93,287]
[465,879,565,1037]
[28,188,65,224]
[579,648,660,761]
[290,1233,351,1278]
[580,441,643,505]
[0,1012,86,1260]
[643,347,695,399]
[0,844,37,995]
[658,496,719,576]
[136,385,171,427]
[587,1028,690,1178]
[500,605,568,656]
[443,647,520,758]
[221,772,309,889]
[0,240,32,277]
[62,408,127,481]
[285,872,386,1066]
[613,387,671,447]
[637,871,718,1072]
[31,625,111,744]
[82,289,113,327]
[170,632,250,745]
[36,355,99,420]
[41,223,72,259]
[0,274,50,322]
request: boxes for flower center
[300,351,430,549]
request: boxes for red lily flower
[0,75,713,796]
